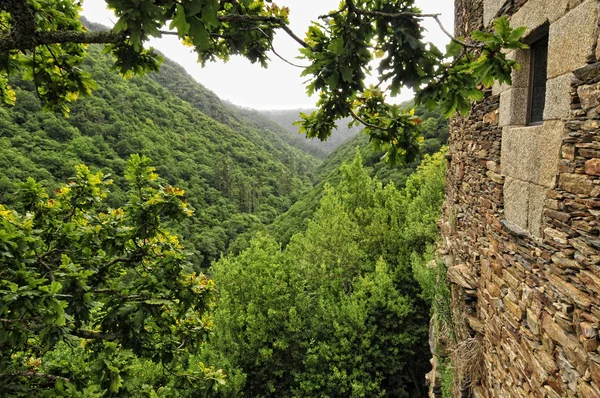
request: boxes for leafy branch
[0,0,527,162]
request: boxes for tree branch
[0,0,124,51]
[217,14,309,49]
[432,15,482,49]
[70,329,118,341]
[255,28,309,68]
[318,5,348,20]
[0,371,70,383]
[97,256,138,274]
[343,0,483,49]
[348,107,389,131]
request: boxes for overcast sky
[81,0,454,110]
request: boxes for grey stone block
[499,88,529,127]
[528,183,548,237]
[501,121,564,187]
[510,0,570,35]
[484,0,509,26]
[504,176,530,231]
[544,73,574,120]
[547,0,599,79]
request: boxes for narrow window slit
[527,34,549,125]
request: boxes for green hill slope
[260,109,362,157]
[0,44,319,269]
[269,102,449,244]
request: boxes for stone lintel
[509,0,570,35]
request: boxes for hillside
[269,102,449,244]
[0,43,320,269]
[259,109,362,157]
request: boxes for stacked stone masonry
[440,0,600,396]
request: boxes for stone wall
[438,0,600,396]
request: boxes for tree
[0,155,220,395]
[0,0,526,163]
[206,149,447,397]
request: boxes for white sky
[81,0,454,110]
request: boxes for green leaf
[183,0,203,16]
[340,65,353,83]
[189,19,210,51]
[113,17,128,34]
[466,88,484,101]
[493,16,511,39]
[169,5,191,38]
[202,2,220,29]
[445,41,462,58]
[508,26,527,42]
[328,37,344,56]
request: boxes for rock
[544,227,570,244]
[486,170,504,183]
[580,322,597,339]
[548,273,592,308]
[562,144,576,160]
[578,381,600,398]
[574,63,600,82]
[580,149,600,158]
[582,338,600,352]
[551,253,582,269]
[486,160,500,173]
[545,209,571,222]
[483,109,499,124]
[559,173,595,196]
[585,159,600,176]
[577,82,600,111]
[447,264,478,290]
[542,313,588,374]
[580,271,600,295]
[504,296,523,320]
[591,361,600,388]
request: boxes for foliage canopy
[206,149,447,396]
[1,0,526,163]
[0,155,222,395]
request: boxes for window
[527,34,549,125]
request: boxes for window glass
[528,35,548,125]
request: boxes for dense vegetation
[0,156,220,395]
[2,0,525,165]
[270,102,448,245]
[0,10,456,395]
[0,42,320,269]
[205,150,447,397]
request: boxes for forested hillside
[270,102,449,244]
[0,35,450,395]
[0,42,320,269]
[205,150,447,397]
[260,109,362,157]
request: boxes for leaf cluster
[0,156,218,395]
[206,149,447,396]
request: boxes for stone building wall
[440,0,600,396]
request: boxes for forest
[0,0,528,395]
[0,36,449,396]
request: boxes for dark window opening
[527,34,549,125]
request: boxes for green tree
[0,155,220,395]
[1,0,526,163]
[207,149,447,397]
